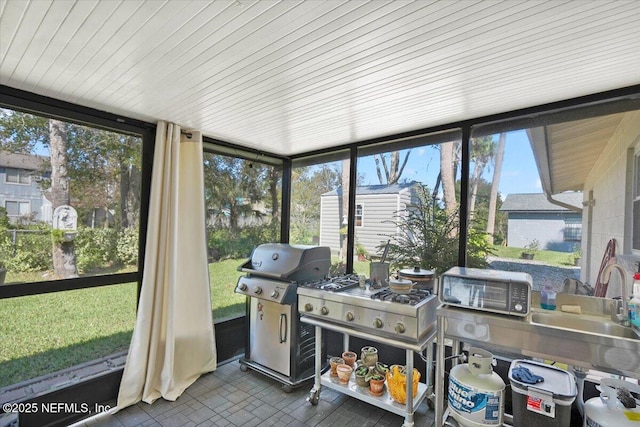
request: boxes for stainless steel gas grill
[234,243,331,391]
[297,277,439,427]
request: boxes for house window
[564,217,582,241]
[633,150,640,251]
[5,200,31,217]
[355,204,363,227]
[5,168,30,184]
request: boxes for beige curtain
[117,121,216,409]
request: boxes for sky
[356,129,543,199]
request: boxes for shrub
[116,227,138,266]
[378,185,493,274]
[207,224,279,260]
[74,227,119,271]
[0,225,52,272]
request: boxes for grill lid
[238,243,331,282]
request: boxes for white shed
[319,182,419,256]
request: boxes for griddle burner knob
[395,322,406,334]
[345,312,354,321]
[304,303,313,312]
[254,286,263,295]
[238,283,247,291]
[320,306,329,315]
[270,290,279,299]
[373,318,384,328]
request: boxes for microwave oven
[439,267,532,316]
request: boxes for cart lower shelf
[320,370,428,417]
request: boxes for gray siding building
[0,151,51,223]
[500,192,583,253]
[320,183,419,256]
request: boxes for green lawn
[1,260,249,388]
[0,283,138,387]
[490,245,578,267]
[209,258,247,319]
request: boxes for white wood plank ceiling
[1,0,640,156]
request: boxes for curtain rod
[180,130,193,139]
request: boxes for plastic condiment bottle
[630,272,640,328]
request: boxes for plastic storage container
[508,360,577,427]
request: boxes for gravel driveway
[487,256,581,291]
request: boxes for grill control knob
[270,290,279,299]
[395,322,406,334]
[515,303,523,312]
[238,283,247,291]
[320,306,329,315]
[345,312,354,321]
[254,286,262,295]
[373,318,384,328]
[304,303,313,312]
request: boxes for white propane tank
[448,348,505,427]
[583,378,640,427]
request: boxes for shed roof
[322,182,418,197]
[0,151,49,170]
[500,192,583,212]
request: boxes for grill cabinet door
[249,298,291,376]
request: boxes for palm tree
[486,133,506,244]
[468,136,495,222]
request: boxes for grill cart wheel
[307,387,320,405]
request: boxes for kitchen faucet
[601,263,631,326]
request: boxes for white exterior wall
[319,195,341,255]
[582,110,640,297]
[319,189,413,256]
[506,213,577,251]
[354,193,405,256]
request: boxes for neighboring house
[528,110,640,297]
[319,182,419,256]
[206,201,269,229]
[500,192,583,253]
[0,151,51,223]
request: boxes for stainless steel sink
[436,291,640,378]
[530,311,640,339]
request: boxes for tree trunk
[374,155,384,184]
[486,132,506,244]
[389,151,399,184]
[375,151,412,185]
[50,119,78,279]
[440,141,457,216]
[126,163,140,228]
[268,166,280,223]
[340,159,350,261]
[119,160,130,229]
[468,159,487,222]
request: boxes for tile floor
[76,359,436,427]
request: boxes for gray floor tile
[82,358,435,427]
